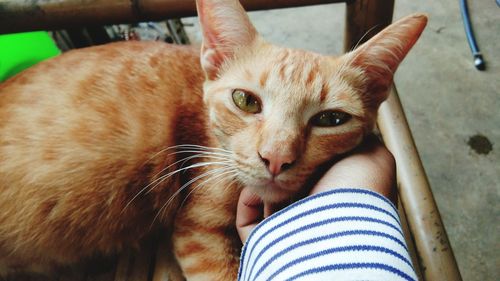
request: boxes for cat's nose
[258,152,296,176]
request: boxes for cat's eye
[311,110,351,127]
[232,89,261,114]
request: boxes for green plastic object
[0,31,61,82]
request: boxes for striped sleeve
[238,188,417,281]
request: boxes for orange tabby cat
[0,0,427,279]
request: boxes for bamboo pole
[0,0,343,34]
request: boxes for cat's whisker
[150,166,235,228]
[145,160,233,195]
[350,24,381,52]
[179,169,235,209]
[145,144,232,164]
[151,152,232,181]
[153,164,233,202]
[148,155,231,191]
[149,149,233,178]
[195,167,238,190]
[148,152,232,185]
[173,144,232,153]
[143,163,233,212]
[179,168,239,209]
[122,158,233,213]
[168,150,233,159]
[170,150,234,169]
[141,145,234,189]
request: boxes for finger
[236,188,263,242]
[264,203,273,218]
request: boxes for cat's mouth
[251,178,297,203]
[263,179,291,190]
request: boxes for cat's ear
[345,13,427,107]
[196,0,258,80]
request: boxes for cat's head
[196,0,427,202]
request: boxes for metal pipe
[459,0,485,70]
[0,0,343,34]
[377,86,463,281]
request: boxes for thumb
[236,187,263,242]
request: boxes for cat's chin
[250,180,296,203]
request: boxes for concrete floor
[184,0,500,279]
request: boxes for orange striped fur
[0,0,427,279]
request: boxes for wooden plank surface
[114,241,156,281]
[0,0,345,34]
[2,257,117,281]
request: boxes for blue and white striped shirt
[238,188,417,281]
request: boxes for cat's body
[0,0,427,280]
[0,41,204,273]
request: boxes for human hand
[311,134,397,202]
[236,135,397,242]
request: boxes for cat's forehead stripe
[277,49,290,63]
[272,51,322,89]
[278,62,287,80]
[237,47,357,107]
[259,69,269,87]
[320,83,330,102]
[305,66,318,87]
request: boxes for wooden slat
[57,271,87,281]
[90,269,116,281]
[0,0,344,34]
[151,233,184,281]
[398,197,424,280]
[378,86,463,280]
[114,238,157,281]
[343,0,394,51]
[114,250,133,281]
[85,257,118,281]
